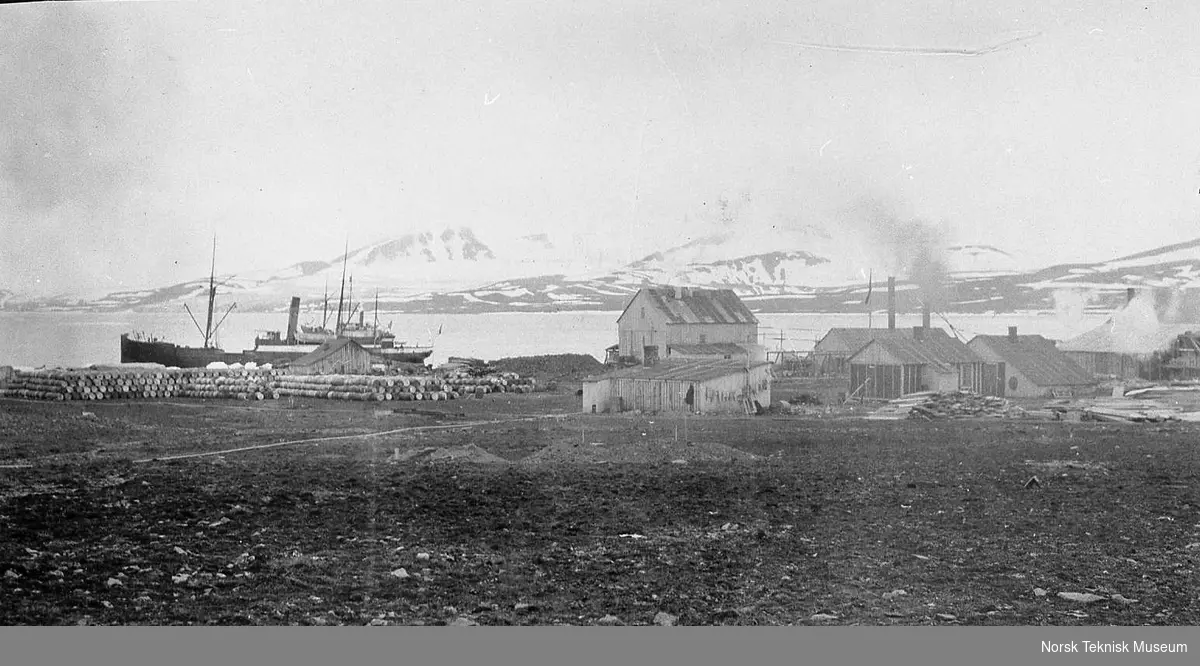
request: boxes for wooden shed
[811,328,916,376]
[847,327,990,401]
[1058,320,1197,381]
[967,327,1095,398]
[287,338,373,376]
[581,359,771,415]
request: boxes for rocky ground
[1,389,1197,626]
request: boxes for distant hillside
[4,229,1200,316]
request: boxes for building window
[699,334,706,344]
[640,307,645,320]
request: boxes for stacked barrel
[274,374,392,401]
[1,367,280,401]
[1,367,536,403]
[441,370,536,396]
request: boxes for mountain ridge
[4,230,1199,316]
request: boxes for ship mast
[334,239,348,336]
[321,277,330,329]
[204,235,217,348]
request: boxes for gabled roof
[1058,319,1200,355]
[848,329,983,372]
[667,343,750,356]
[619,288,758,325]
[583,359,768,383]
[814,327,920,354]
[968,335,1094,387]
[292,338,367,366]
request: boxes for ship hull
[120,334,244,368]
[367,347,434,364]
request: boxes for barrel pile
[275,371,535,402]
[3,367,536,403]
[1,367,280,401]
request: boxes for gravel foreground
[1,393,1197,626]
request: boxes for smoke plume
[1103,287,1200,354]
[844,196,952,311]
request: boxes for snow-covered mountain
[3,227,1199,316]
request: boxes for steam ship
[247,246,434,365]
[120,238,244,368]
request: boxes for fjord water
[0,310,1109,370]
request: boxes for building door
[643,345,659,365]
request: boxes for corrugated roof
[292,338,365,366]
[630,288,758,325]
[1058,319,1200,355]
[583,359,768,383]
[968,335,1094,387]
[815,327,921,354]
[849,329,983,372]
[668,343,750,356]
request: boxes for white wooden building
[616,287,759,364]
[581,359,771,415]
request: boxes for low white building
[581,359,771,415]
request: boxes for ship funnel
[286,297,301,344]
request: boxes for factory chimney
[922,302,931,330]
[887,277,896,330]
[1008,326,1018,342]
[913,325,924,341]
[286,297,301,344]
[1126,287,1136,305]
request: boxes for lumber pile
[0,367,280,401]
[867,391,1013,421]
[1081,398,1181,423]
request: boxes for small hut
[967,327,1096,397]
[287,339,373,376]
[847,327,989,401]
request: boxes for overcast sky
[2,0,1199,296]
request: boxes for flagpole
[864,270,874,329]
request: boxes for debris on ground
[392,445,508,465]
[868,391,1013,421]
[520,439,758,466]
[653,611,678,627]
[1058,592,1106,603]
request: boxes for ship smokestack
[887,277,896,330]
[1008,326,1018,342]
[286,297,301,344]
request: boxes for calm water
[0,309,1108,369]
